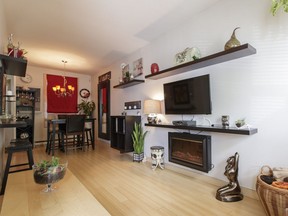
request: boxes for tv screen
[164,74,212,115]
[0,54,27,77]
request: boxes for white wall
[0,1,7,53]
[95,0,288,190]
[15,65,92,142]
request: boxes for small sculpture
[224,27,241,51]
[221,115,230,128]
[216,152,243,202]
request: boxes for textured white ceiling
[2,0,222,75]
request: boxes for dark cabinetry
[110,115,141,153]
[16,87,35,145]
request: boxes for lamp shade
[144,100,161,114]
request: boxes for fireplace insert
[168,132,212,173]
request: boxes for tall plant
[131,122,148,154]
[271,0,288,16]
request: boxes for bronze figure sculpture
[216,152,243,202]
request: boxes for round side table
[150,146,165,170]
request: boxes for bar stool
[150,146,165,170]
[1,139,34,195]
[85,128,94,149]
[46,127,63,155]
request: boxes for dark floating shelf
[113,79,145,89]
[145,43,256,80]
[145,123,258,135]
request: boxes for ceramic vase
[224,27,241,51]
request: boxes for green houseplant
[271,0,288,15]
[131,122,148,162]
[78,99,96,117]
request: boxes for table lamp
[144,99,161,124]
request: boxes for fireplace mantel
[145,123,257,135]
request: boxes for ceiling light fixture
[52,60,75,97]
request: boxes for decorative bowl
[32,159,67,192]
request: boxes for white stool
[151,146,164,170]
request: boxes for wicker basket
[256,166,288,216]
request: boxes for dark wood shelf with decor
[0,53,27,64]
[16,87,36,146]
[111,115,141,153]
[113,79,145,89]
[145,123,258,135]
[145,43,256,80]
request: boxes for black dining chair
[60,114,86,153]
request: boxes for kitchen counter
[0,120,27,128]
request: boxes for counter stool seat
[1,139,34,195]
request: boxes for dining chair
[60,114,86,153]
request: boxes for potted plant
[235,119,245,128]
[131,122,148,162]
[78,99,96,117]
[32,156,67,192]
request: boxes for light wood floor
[2,140,266,216]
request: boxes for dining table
[47,117,96,155]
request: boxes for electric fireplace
[168,132,212,173]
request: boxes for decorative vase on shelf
[224,27,241,51]
[151,63,159,74]
[222,115,230,128]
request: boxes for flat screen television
[163,74,212,115]
[0,54,27,77]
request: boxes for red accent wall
[47,74,78,113]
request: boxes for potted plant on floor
[131,122,148,162]
[78,99,96,117]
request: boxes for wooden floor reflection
[1,140,265,216]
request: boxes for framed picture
[133,58,143,77]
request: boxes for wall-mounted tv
[0,54,27,77]
[163,74,212,115]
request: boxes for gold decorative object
[224,27,241,51]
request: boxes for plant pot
[123,77,130,83]
[133,152,144,162]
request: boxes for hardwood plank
[2,141,265,216]
[0,169,110,216]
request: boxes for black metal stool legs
[0,140,34,195]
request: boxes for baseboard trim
[164,162,259,200]
[143,156,259,200]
